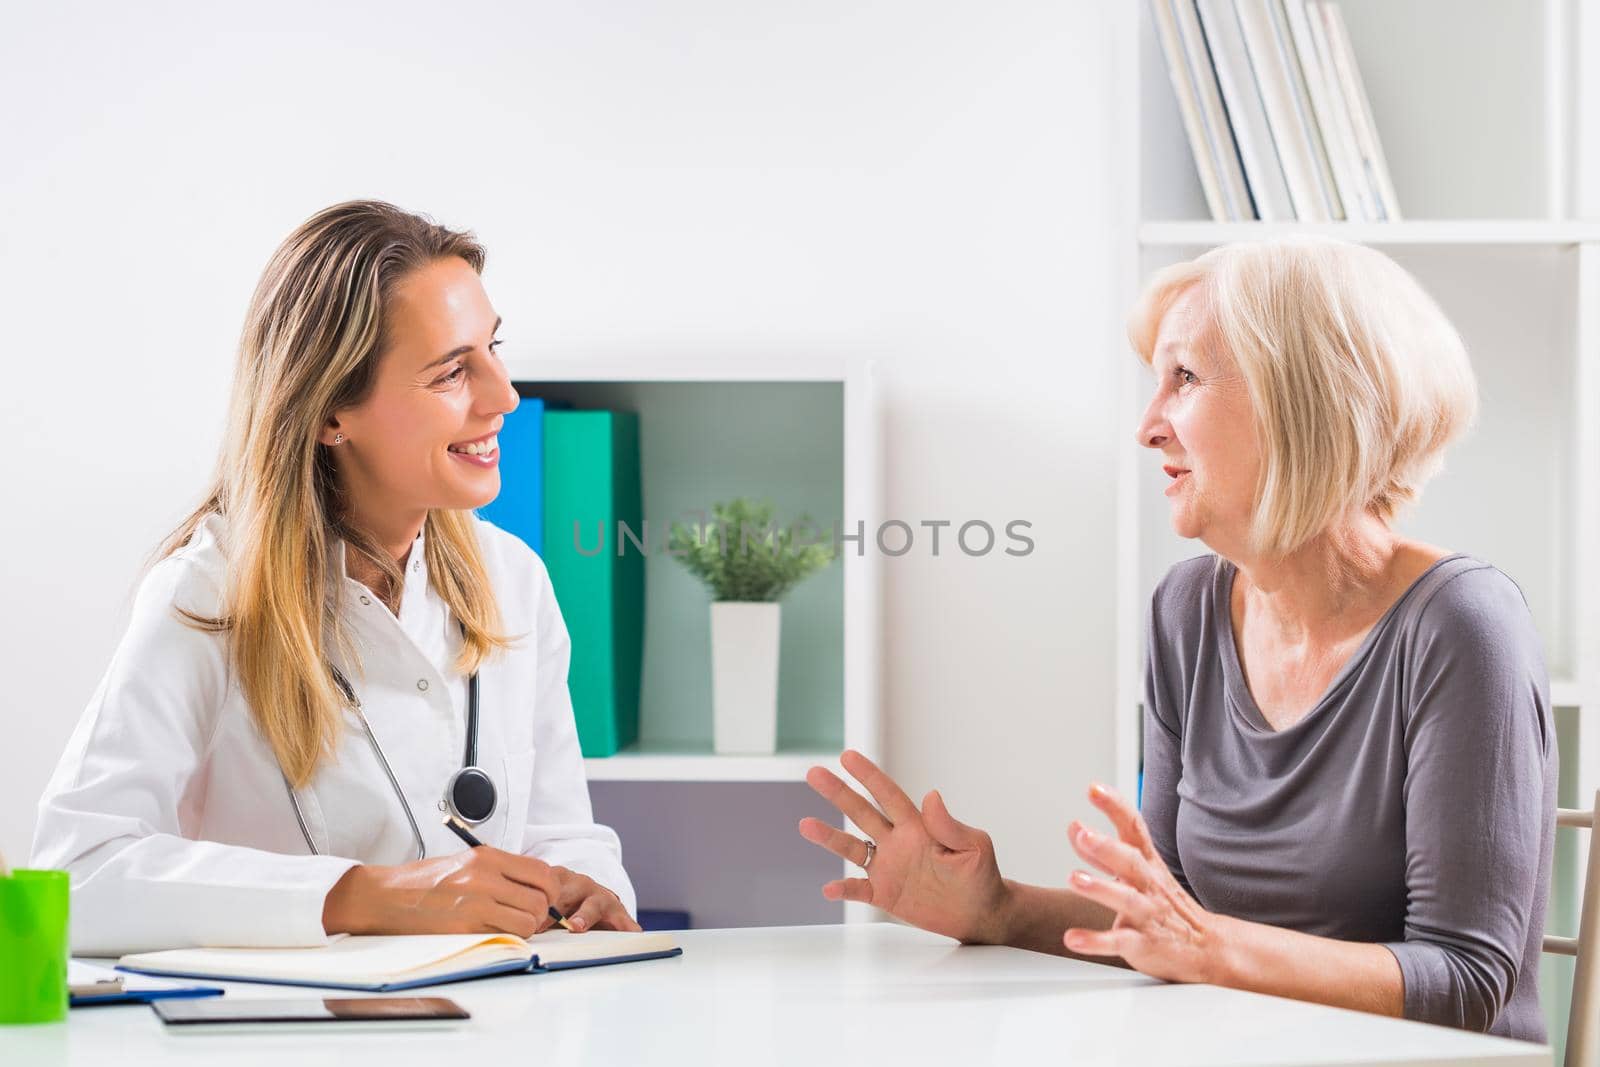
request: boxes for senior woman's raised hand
[1063,783,1223,983]
[798,750,1011,944]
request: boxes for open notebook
[117,930,681,992]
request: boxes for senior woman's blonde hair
[1129,237,1478,557]
[157,200,515,788]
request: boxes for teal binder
[542,411,644,757]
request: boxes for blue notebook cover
[72,984,224,1007]
[478,395,545,554]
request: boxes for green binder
[541,411,644,757]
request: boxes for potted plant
[668,499,837,754]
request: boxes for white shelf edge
[1553,679,1585,707]
[584,747,842,783]
[1112,0,1144,805]
[1139,220,1600,247]
[498,351,859,383]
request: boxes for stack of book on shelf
[479,395,644,758]
[1150,0,1400,223]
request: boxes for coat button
[359,595,371,606]
[413,559,421,573]
[417,678,430,692]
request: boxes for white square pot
[710,601,781,755]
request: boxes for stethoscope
[282,624,495,861]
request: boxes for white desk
[10,924,1550,1066]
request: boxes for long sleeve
[515,551,637,916]
[30,557,357,955]
[1381,569,1555,1033]
[1141,575,1196,897]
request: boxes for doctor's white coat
[32,512,636,955]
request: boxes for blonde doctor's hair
[158,200,514,788]
[1128,237,1478,557]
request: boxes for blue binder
[478,396,545,554]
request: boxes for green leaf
[667,498,838,602]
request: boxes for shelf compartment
[509,377,847,755]
[1137,0,1561,222]
[589,781,845,927]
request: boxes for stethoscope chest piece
[444,659,496,826]
[446,764,497,824]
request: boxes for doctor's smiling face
[318,256,519,549]
[1135,284,1261,555]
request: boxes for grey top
[1142,554,1556,1042]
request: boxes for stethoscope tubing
[284,648,486,861]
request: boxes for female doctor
[32,200,641,955]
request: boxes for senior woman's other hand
[798,750,1011,944]
[1063,782,1225,983]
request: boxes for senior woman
[798,237,1555,1041]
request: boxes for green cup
[0,870,69,1024]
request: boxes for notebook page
[524,929,677,965]
[119,933,530,984]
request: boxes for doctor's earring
[333,433,344,445]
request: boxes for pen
[442,812,485,849]
[442,815,574,932]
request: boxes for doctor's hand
[1061,782,1222,984]
[797,750,1011,945]
[544,867,643,934]
[322,846,567,938]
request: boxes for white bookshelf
[497,354,882,927]
[583,744,843,783]
[1142,220,1600,247]
[1117,1,1599,1055]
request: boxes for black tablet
[153,996,469,1032]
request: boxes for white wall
[0,0,1120,899]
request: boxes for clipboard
[69,959,224,1007]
